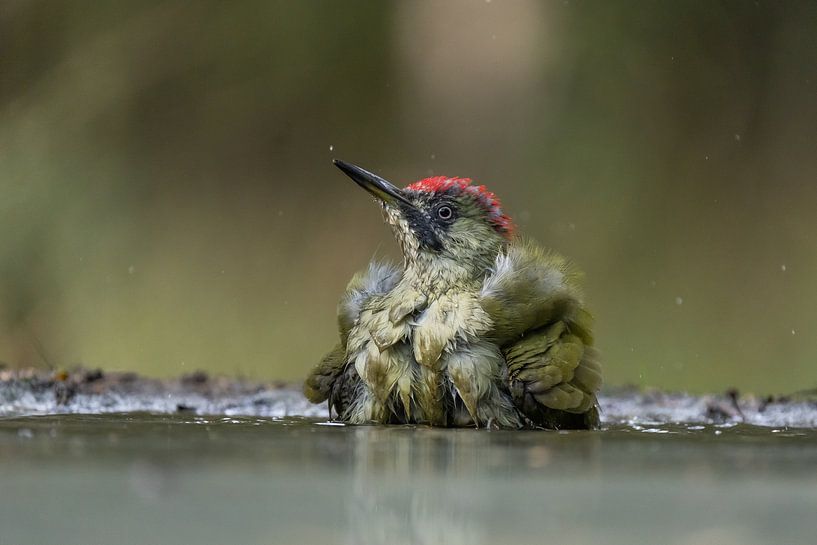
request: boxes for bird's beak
[333,160,415,209]
[333,159,443,251]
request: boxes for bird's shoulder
[479,238,589,346]
[337,261,402,343]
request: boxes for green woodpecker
[304,160,602,429]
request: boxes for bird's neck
[400,252,486,299]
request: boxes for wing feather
[305,261,401,405]
[480,240,586,346]
[481,240,602,429]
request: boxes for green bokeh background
[1,1,815,393]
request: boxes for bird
[304,160,602,429]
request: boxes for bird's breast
[410,291,493,369]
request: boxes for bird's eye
[436,205,453,220]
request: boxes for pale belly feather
[346,291,520,427]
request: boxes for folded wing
[480,240,602,429]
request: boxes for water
[2,414,816,545]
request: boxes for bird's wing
[303,261,401,404]
[480,239,586,345]
[303,343,346,404]
[504,319,602,428]
[479,240,601,428]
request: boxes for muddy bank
[1,368,816,427]
[0,368,324,419]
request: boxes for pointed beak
[333,159,443,251]
[333,160,415,208]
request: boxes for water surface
[1,414,815,545]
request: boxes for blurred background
[1,0,815,394]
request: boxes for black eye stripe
[399,202,443,251]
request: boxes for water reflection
[332,423,817,545]
[344,427,517,545]
[1,416,816,545]
[340,425,598,545]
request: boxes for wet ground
[2,370,817,545]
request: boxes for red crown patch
[405,176,514,237]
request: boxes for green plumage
[304,162,602,429]
[305,241,602,429]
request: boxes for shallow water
[1,414,816,545]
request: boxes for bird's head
[334,160,514,289]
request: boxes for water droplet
[734,133,742,142]
[675,297,684,306]
[792,330,796,335]
[781,264,787,271]
[329,145,334,151]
